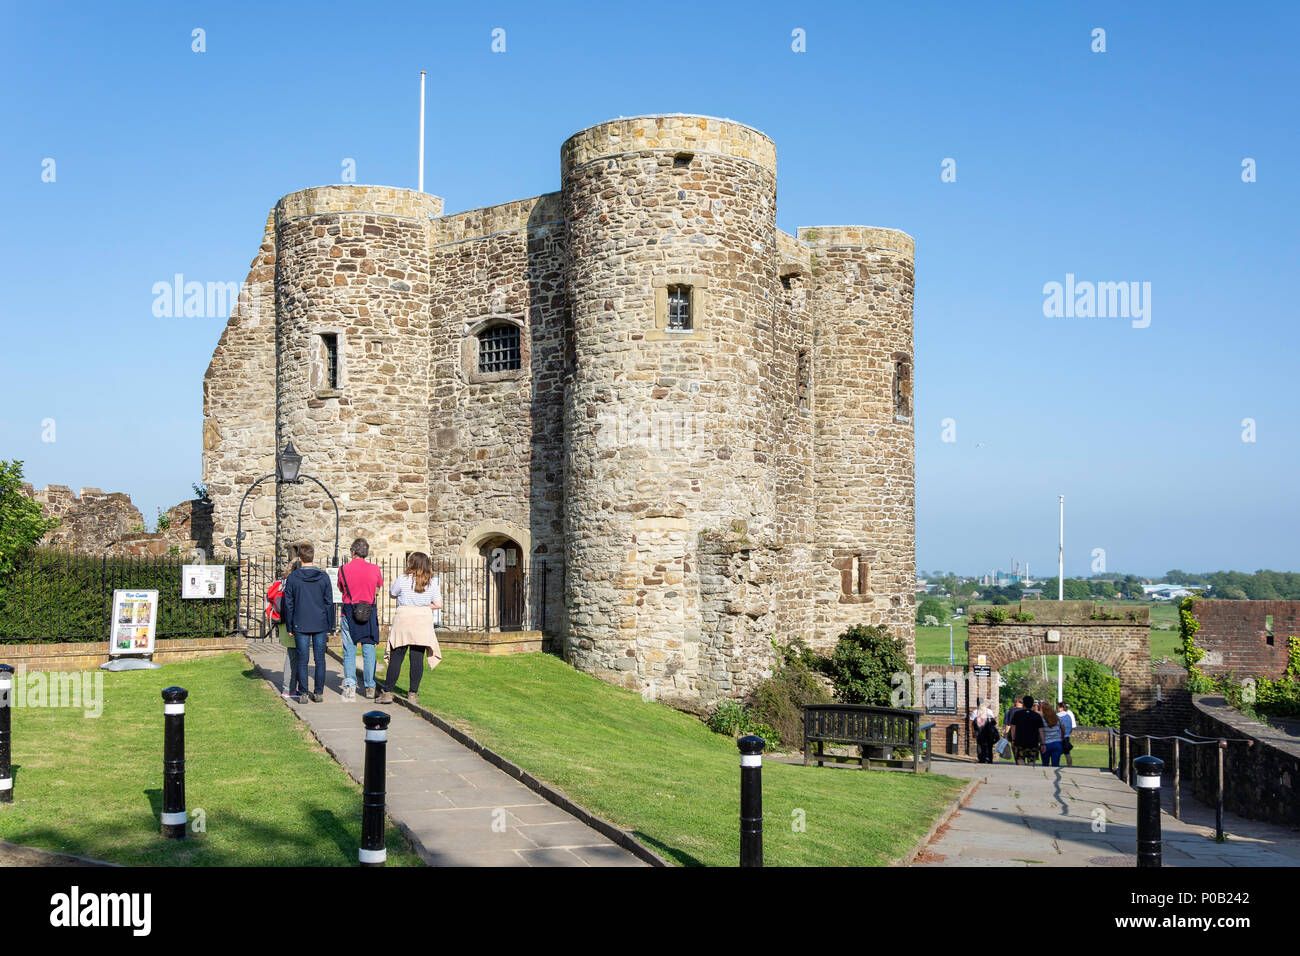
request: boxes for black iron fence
[0,550,237,643]
[0,548,559,644]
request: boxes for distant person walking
[375,552,442,707]
[972,699,999,764]
[1057,701,1076,767]
[1008,694,1046,765]
[338,537,383,702]
[1002,699,1024,762]
[1040,704,1065,766]
[283,543,335,703]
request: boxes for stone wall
[26,485,212,557]
[1190,695,1300,829]
[1190,598,1299,681]
[25,484,144,552]
[202,210,278,557]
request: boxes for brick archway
[965,602,1157,737]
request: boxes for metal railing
[0,549,559,645]
[1107,728,1256,841]
[0,549,237,642]
[238,557,559,640]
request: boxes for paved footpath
[914,758,1300,867]
[247,640,644,867]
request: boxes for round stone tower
[561,115,782,701]
[799,225,916,650]
[274,185,441,563]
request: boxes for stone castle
[203,114,916,707]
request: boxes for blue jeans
[1042,741,1063,766]
[340,615,377,690]
[295,632,328,696]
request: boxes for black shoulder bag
[339,567,373,626]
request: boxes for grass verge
[0,653,419,866]
[391,650,965,866]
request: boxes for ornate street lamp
[230,440,340,637]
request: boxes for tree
[822,624,910,706]
[1063,659,1120,728]
[0,461,58,580]
[916,597,945,624]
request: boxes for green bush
[0,549,238,643]
[916,597,945,624]
[704,699,781,749]
[748,650,830,750]
[822,624,909,706]
[0,461,59,580]
[1063,659,1120,727]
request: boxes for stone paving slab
[247,640,646,867]
[913,759,1300,868]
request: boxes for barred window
[477,324,521,374]
[666,285,692,331]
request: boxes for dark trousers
[384,645,426,694]
[977,740,994,763]
[295,631,328,696]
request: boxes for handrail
[1105,727,1254,841]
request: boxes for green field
[390,650,966,866]
[0,654,420,866]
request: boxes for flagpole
[1058,495,1064,705]
[418,71,426,193]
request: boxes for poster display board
[182,564,225,599]
[110,589,158,656]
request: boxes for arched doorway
[477,534,524,631]
[965,603,1156,739]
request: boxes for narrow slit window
[1265,614,1274,645]
[797,349,811,412]
[892,353,913,421]
[667,284,692,331]
[478,323,521,373]
[320,333,339,389]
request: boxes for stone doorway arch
[458,523,529,632]
[965,601,1157,739]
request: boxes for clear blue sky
[2,1,1296,577]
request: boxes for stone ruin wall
[25,484,212,556]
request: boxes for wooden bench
[802,704,935,773]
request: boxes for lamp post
[232,440,340,636]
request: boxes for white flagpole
[1058,495,1064,705]
[418,71,427,193]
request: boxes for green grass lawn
[391,651,965,866]
[0,653,420,866]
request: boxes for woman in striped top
[375,552,442,706]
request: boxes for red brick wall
[1192,600,1299,680]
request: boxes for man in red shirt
[337,537,384,701]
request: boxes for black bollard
[161,687,189,839]
[1133,753,1164,868]
[0,664,13,804]
[360,710,391,867]
[738,734,765,868]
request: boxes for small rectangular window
[320,333,339,389]
[667,285,692,331]
[478,323,522,373]
[1265,614,1274,645]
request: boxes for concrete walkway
[246,640,645,867]
[913,758,1300,867]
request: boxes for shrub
[822,624,909,706]
[704,699,782,749]
[0,461,59,581]
[748,651,830,750]
[1063,659,1120,727]
[916,597,945,624]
